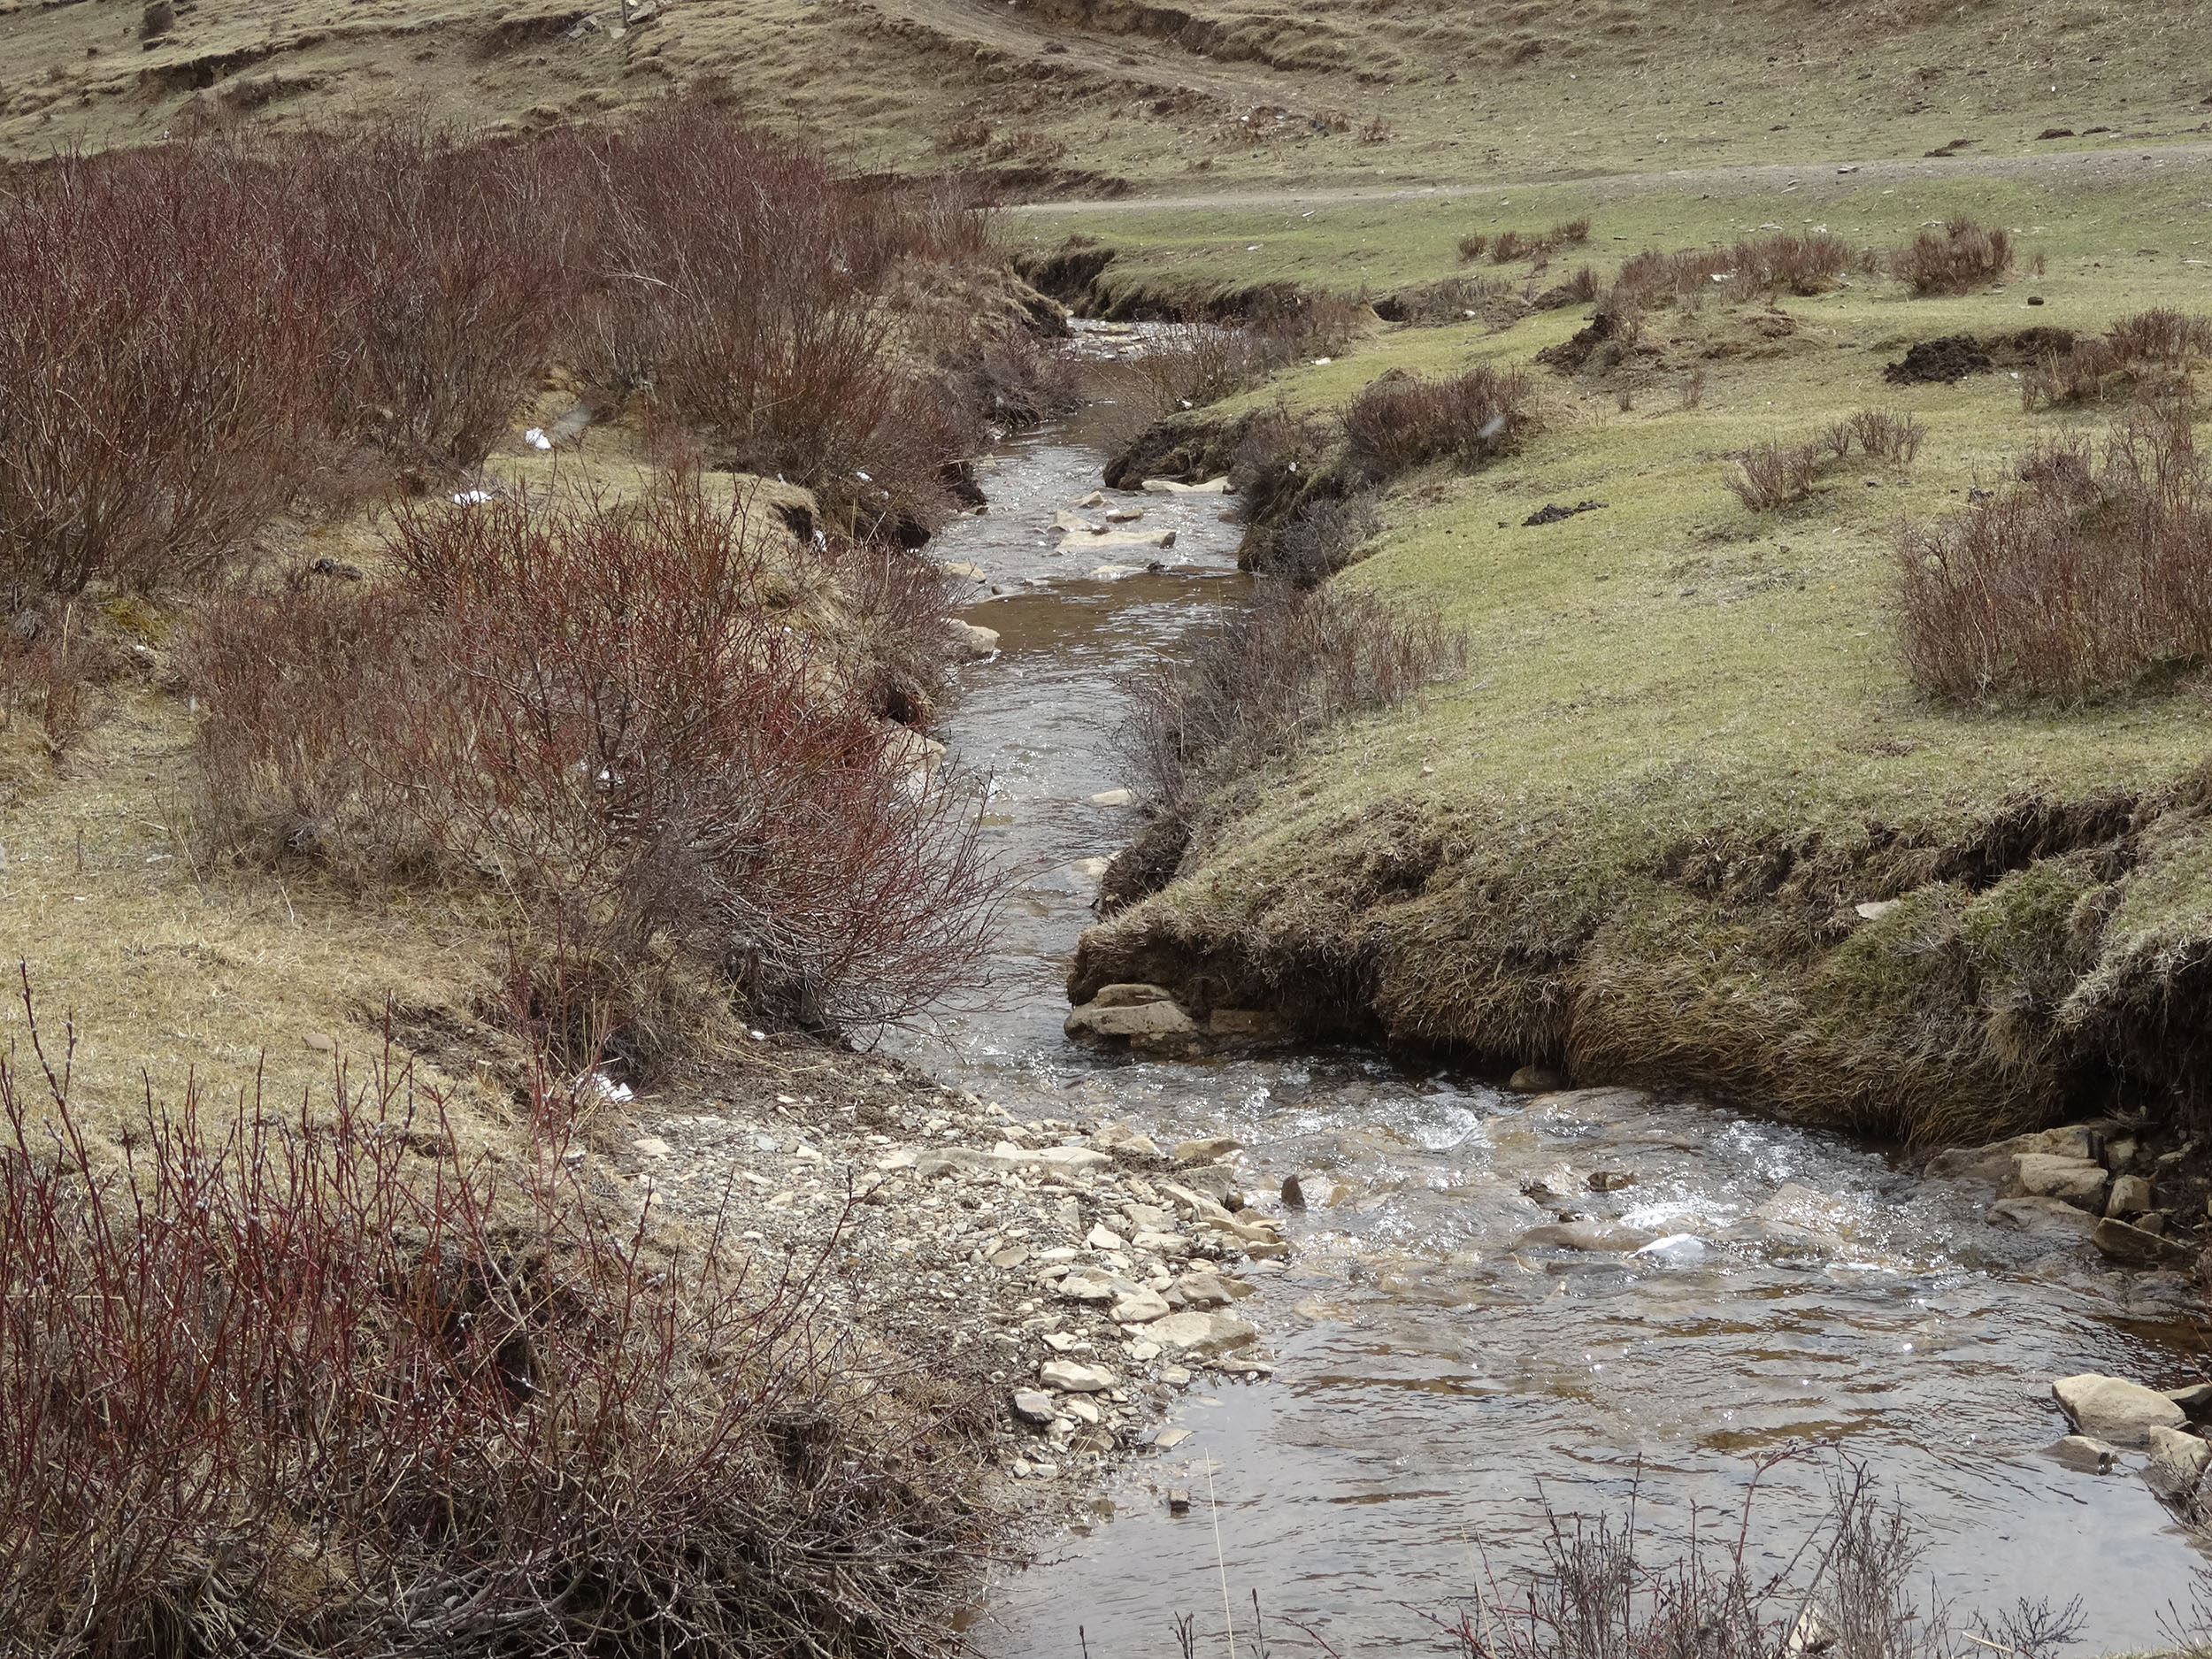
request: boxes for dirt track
[1008,137,2212,212]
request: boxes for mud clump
[1884,327,2080,384]
[1885,334,1993,384]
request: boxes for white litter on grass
[524,427,553,450]
[580,1071,634,1104]
[749,1028,768,1041]
[450,488,494,504]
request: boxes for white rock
[2006,1154,2108,1207]
[1110,1286,1172,1324]
[1056,1269,1125,1303]
[631,1137,672,1159]
[1141,476,1233,495]
[2053,1373,2187,1446]
[1174,1136,1242,1164]
[1854,900,1901,921]
[947,618,1001,660]
[1093,982,1173,1007]
[1051,511,1102,534]
[1063,1394,1102,1425]
[1030,1145,1112,1176]
[1087,788,1137,807]
[2047,1434,2124,1474]
[1087,1224,1127,1250]
[1065,1001,1199,1041]
[1987,1196,2098,1238]
[2147,1425,2211,1490]
[2108,1174,2155,1217]
[1088,526,1177,549]
[1147,1311,1260,1358]
[1041,1359,1116,1393]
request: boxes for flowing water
[891,376,2208,1655]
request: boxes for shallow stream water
[889,368,2208,1655]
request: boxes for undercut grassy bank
[1071,171,2212,1146]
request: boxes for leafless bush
[1678,369,1708,411]
[1727,408,1924,510]
[190,483,1004,1041]
[1896,406,2212,699]
[1551,217,1592,246]
[1273,491,1386,588]
[1432,1458,1957,1659]
[1614,234,1873,307]
[1387,275,1525,328]
[1341,364,1534,483]
[1120,582,1466,812]
[2021,307,2212,409]
[1459,232,1490,262]
[0,978,991,1658]
[0,147,322,603]
[1888,218,2013,296]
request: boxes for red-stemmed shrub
[189,483,1004,1038]
[1888,218,2012,296]
[0,978,990,1656]
[1341,363,1534,482]
[1895,407,2212,698]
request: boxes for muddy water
[893,416,2207,1655]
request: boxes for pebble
[1010,1390,1058,1425]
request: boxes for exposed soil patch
[1883,326,2080,384]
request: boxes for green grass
[1072,172,2212,1142]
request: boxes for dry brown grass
[1887,217,2013,296]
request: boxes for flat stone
[2046,1434,2123,1474]
[1147,1311,1261,1358]
[2093,1216,2193,1266]
[1508,1064,1564,1091]
[937,560,986,581]
[1154,1427,1192,1449]
[631,1137,672,1159]
[1855,899,1901,921]
[1010,1389,1058,1425]
[1074,490,1108,508]
[1057,1269,1129,1303]
[1087,787,1136,807]
[2008,1154,2108,1207]
[1141,476,1232,495]
[1063,1394,1102,1425]
[1092,983,1175,1008]
[1040,1359,1116,1393]
[1986,1196,2098,1239]
[1066,1001,1199,1041]
[1087,1224,1127,1251]
[1751,1182,1856,1238]
[1088,526,1177,549]
[1110,1286,1172,1324]
[1176,1272,1235,1309]
[2054,1373,2188,1446]
[1514,1220,1658,1253]
[1050,511,1101,534]
[1132,1229,1193,1256]
[1174,1135,1243,1164]
[2108,1175,2155,1217]
[1924,1136,2037,1185]
[1104,507,1145,523]
[1029,1145,1111,1175]
[302,1030,337,1054]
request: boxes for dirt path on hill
[1007,137,2212,211]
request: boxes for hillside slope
[4,0,2208,193]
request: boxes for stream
[888,355,2208,1655]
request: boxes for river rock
[1141,476,1233,495]
[1094,1119,1164,1158]
[1175,1135,1242,1164]
[1086,1223,1127,1251]
[937,560,986,581]
[2147,1425,2212,1495]
[1075,490,1107,508]
[1051,511,1102,534]
[1087,788,1137,807]
[2092,1216,2193,1266]
[1010,1389,1058,1425]
[1281,1171,1354,1210]
[1147,1311,1260,1357]
[946,618,1001,660]
[1110,1286,1172,1324]
[1089,527,1178,550]
[2007,1154,2108,1208]
[1751,1183,1856,1238]
[2169,1383,2212,1419]
[1094,982,1175,1008]
[1514,1220,1658,1253]
[1065,1000,1199,1042]
[2046,1435,2123,1474]
[1166,1166,1240,1206]
[1176,1272,1236,1309]
[2053,1372,2187,1445]
[1509,1064,1564,1092]
[1057,1268,1126,1303]
[1633,1233,1711,1265]
[2107,1174,2154,1217]
[1032,1145,1111,1177]
[1041,1359,1117,1393]
[1104,507,1145,523]
[1986,1195,2097,1238]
